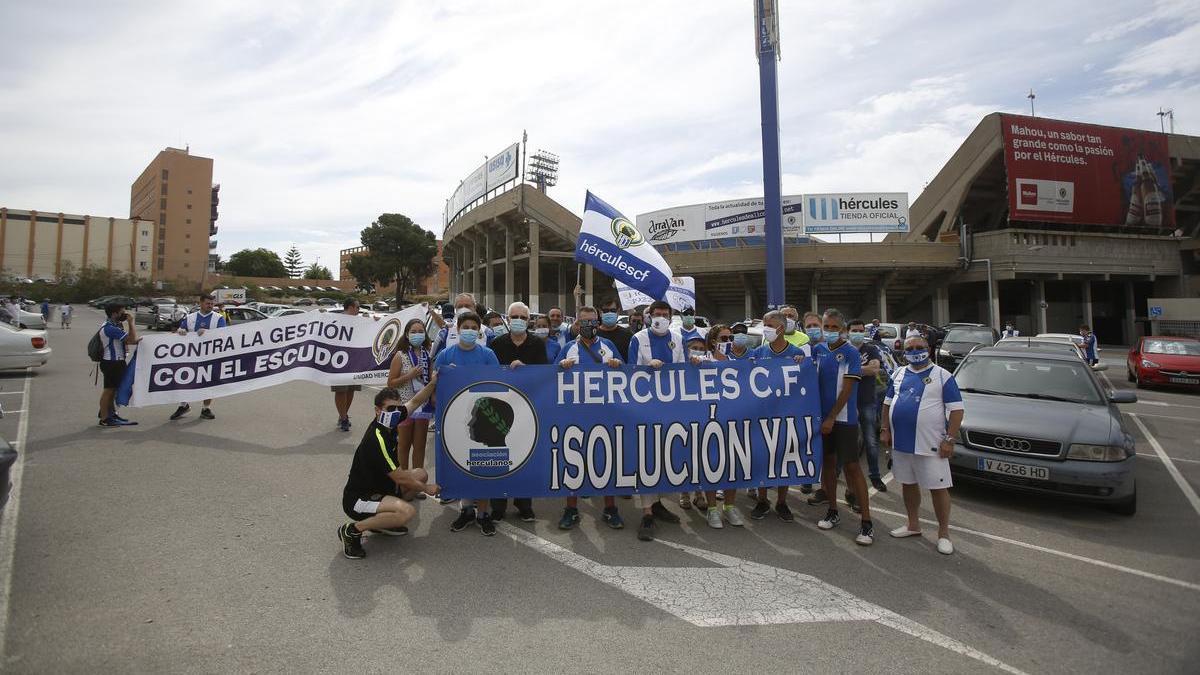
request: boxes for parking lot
[0,309,1197,673]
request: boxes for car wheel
[1126,367,1135,383]
[1108,486,1136,516]
[1134,373,1146,389]
[17,324,25,329]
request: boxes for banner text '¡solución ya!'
[555,364,808,406]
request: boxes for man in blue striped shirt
[170,293,227,421]
[98,303,141,427]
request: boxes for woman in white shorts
[880,335,965,554]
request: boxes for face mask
[824,330,843,343]
[459,329,479,346]
[650,316,670,334]
[579,321,597,340]
[408,332,426,347]
[601,312,618,327]
[689,349,707,360]
[532,327,549,339]
[763,327,779,343]
[785,318,797,333]
[905,349,930,364]
[558,322,571,333]
[491,324,508,336]
[1005,325,1012,330]
[805,327,823,341]
[455,307,470,317]
[733,333,749,347]
[682,316,695,329]
[509,318,527,334]
[377,409,404,429]
[849,331,865,346]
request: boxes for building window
[183,262,189,268]
[158,244,165,255]
[185,233,190,239]
[139,261,148,270]
[187,188,192,194]
[160,184,167,195]
[159,213,166,225]
[160,198,166,210]
[141,230,148,236]
[161,169,168,180]
[186,204,192,210]
[186,218,191,224]
[184,248,190,254]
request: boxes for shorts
[822,423,860,465]
[330,385,362,392]
[892,452,953,490]
[100,360,127,389]
[342,492,386,521]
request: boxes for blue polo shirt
[433,343,499,369]
[751,341,811,361]
[815,339,862,425]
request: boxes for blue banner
[434,359,823,499]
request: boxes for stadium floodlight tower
[754,0,785,310]
[527,150,560,193]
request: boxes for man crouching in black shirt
[338,382,440,559]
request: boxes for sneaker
[557,507,580,530]
[169,403,191,420]
[518,506,536,523]
[750,500,771,520]
[370,526,409,536]
[602,507,624,529]
[678,493,692,510]
[478,513,496,536]
[450,508,477,532]
[870,476,888,492]
[637,515,655,541]
[200,407,215,420]
[113,413,130,423]
[817,509,841,530]
[338,523,366,559]
[693,494,708,510]
[98,417,120,427]
[799,484,813,495]
[774,502,795,522]
[723,506,745,527]
[338,418,350,432]
[856,521,875,546]
[650,500,680,524]
[438,496,458,505]
[706,507,724,529]
[492,508,507,522]
[806,489,828,506]
[937,537,954,555]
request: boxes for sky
[1,0,1197,278]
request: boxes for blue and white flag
[615,276,697,312]
[577,191,672,300]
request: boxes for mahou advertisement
[1000,114,1174,230]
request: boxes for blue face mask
[905,349,930,364]
[824,330,842,343]
[848,331,865,346]
[682,316,695,329]
[805,327,823,341]
[459,329,479,346]
[509,318,527,334]
[408,332,425,347]
[377,408,405,429]
[601,312,619,327]
[733,333,749,347]
[492,324,508,337]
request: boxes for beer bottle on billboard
[1141,157,1163,227]
[1125,156,1144,226]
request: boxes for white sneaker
[937,537,954,555]
[889,526,922,538]
[715,490,725,501]
[706,507,724,529]
[723,506,745,527]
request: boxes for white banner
[486,143,519,190]
[615,276,696,312]
[128,305,427,407]
[637,195,804,244]
[445,140,521,226]
[802,192,910,234]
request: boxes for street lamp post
[755,0,785,309]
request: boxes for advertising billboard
[802,192,910,234]
[637,195,804,244]
[1000,114,1174,229]
[445,141,521,226]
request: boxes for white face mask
[532,327,550,338]
[650,316,670,335]
[785,318,797,333]
[763,326,779,343]
[689,349,708,360]
[455,307,470,317]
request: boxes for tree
[345,253,384,293]
[225,248,288,278]
[358,213,437,306]
[283,245,304,278]
[303,262,333,280]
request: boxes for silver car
[949,344,1138,514]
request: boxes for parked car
[316,297,338,306]
[950,343,1138,514]
[2,305,46,330]
[274,308,308,317]
[136,303,186,331]
[372,300,391,312]
[224,307,268,325]
[294,298,315,306]
[936,326,999,371]
[0,323,51,370]
[996,337,1083,360]
[1127,336,1200,388]
[256,303,292,316]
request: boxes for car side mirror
[1109,390,1137,404]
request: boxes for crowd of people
[336,291,966,561]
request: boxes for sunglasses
[717,336,733,342]
[384,405,401,412]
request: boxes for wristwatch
[941,434,955,444]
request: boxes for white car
[1,305,46,330]
[0,323,50,369]
[274,308,308,317]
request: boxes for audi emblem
[993,437,1032,452]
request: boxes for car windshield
[876,327,897,339]
[1144,339,1200,356]
[945,328,994,344]
[955,354,1102,404]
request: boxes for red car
[1127,336,1200,388]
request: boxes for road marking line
[0,369,32,659]
[1124,411,1200,423]
[1137,453,1200,465]
[868,471,894,496]
[501,523,1025,674]
[866,503,1200,593]
[0,393,23,397]
[1128,413,1200,519]
[0,411,22,415]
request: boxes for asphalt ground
[0,309,1197,673]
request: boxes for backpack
[87,327,104,363]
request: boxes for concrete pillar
[485,228,494,311]
[989,279,1001,331]
[809,287,818,316]
[1124,281,1136,344]
[584,264,594,307]
[1034,279,1047,334]
[1082,280,1094,330]
[877,285,888,323]
[470,237,479,302]
[527,219,540,313]
[504,225,515,310]
[557,263,567,313]
[934,284,950,326]
[744,285,753,320]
